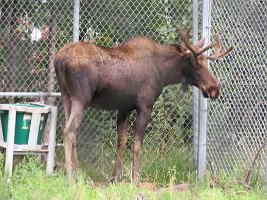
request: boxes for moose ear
[170,44,187,54]
[194,38,205,49]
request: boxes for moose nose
[210,88,220,99]
[200,82,220,99]
[208,83,220,99]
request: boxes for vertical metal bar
[5,106,17,177]
[197,0,213,179]
[192,0,199,167]
[264,136,267,193]
[265,132,267,193]
[73,0,80,42]
[46,107,58,175]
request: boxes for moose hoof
[108,175,121,184]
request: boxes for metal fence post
[46,106,58,175]
[197,0,212,179]
[73,0,80,42]
[192,0,199,167]
[265,134,267,193]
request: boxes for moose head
[177,31,234,99]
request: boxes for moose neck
[158,48,185,87]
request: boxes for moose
[54,31,234,184]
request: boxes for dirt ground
[92,181,190,192]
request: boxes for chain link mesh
[0,0,193,183]
[208,0,267,181]
[2,0,265,184]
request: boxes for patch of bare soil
[172,183,190,191]
[91,181,109,189]
[139,182,160,190]
[92,181,190,192]
[140,182,190,192]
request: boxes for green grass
[75,144,196,185]
[0,153,266,200]
[140,146,196,185]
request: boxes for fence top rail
[0,92,61,97]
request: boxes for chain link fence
[0,0,194,183]
[0,0,266,185]
[208,0,267,183]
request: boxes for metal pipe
[73,0,80,42]
[197,0,213,179]
[265,133,267,193]
[46,106,58,175]
[0,92,61,97]
[192,0,199,167]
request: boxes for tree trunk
[42,4,58,159]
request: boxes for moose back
[54,31,234,184]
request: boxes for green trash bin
[0,104,48,145]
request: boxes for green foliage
[148,85,192,147]
[79,0,191,45]
[0,152,11,200]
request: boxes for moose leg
[111,110,131,182]
[71,133,79,170]
[63,99,86,180]
[59,83,72,122]
[132,106,152,184]
[62,92,71,122]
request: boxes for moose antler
[180,30,215,57]
[206,36,235,60]
[180,30,234,59]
